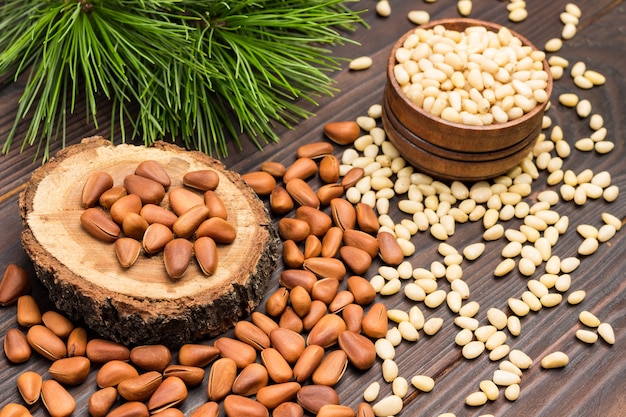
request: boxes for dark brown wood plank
[1,0,625,416]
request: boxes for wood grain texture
[1,0,625,416]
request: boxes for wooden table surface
[1,1,625,416]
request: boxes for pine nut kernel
[505,383,521,401]
[597,322,615,345]
[480,379,499,401]
[579,310,601,327]
[575,329,598,344]
[544,38,563,52]
[423,317,444,335]
[462,341,486,360]
[407,10,430,25]
[411,375,435,392]
[465,391,488,407]
[567,290,586,305]
[558,93,579,107]
[541,351,569,369]
[509,349,533,369]
[349,56,373,71]
[375,0,391,17]
[492,369,521,386]
[363,381,380,402]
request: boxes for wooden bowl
[383,18,552,181]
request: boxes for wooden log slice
[19,137,279,348]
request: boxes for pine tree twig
[0,0,365,162]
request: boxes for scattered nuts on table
[0,2,623,416]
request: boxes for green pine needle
[0,0,364,161]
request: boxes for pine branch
[0,0,364,162]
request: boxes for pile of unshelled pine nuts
[79,162,235,279]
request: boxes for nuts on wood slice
[19,137,279,347]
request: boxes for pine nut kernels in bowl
[382,18,552,181]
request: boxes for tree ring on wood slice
[19,137,279,348]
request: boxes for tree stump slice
[19,137,279,348]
